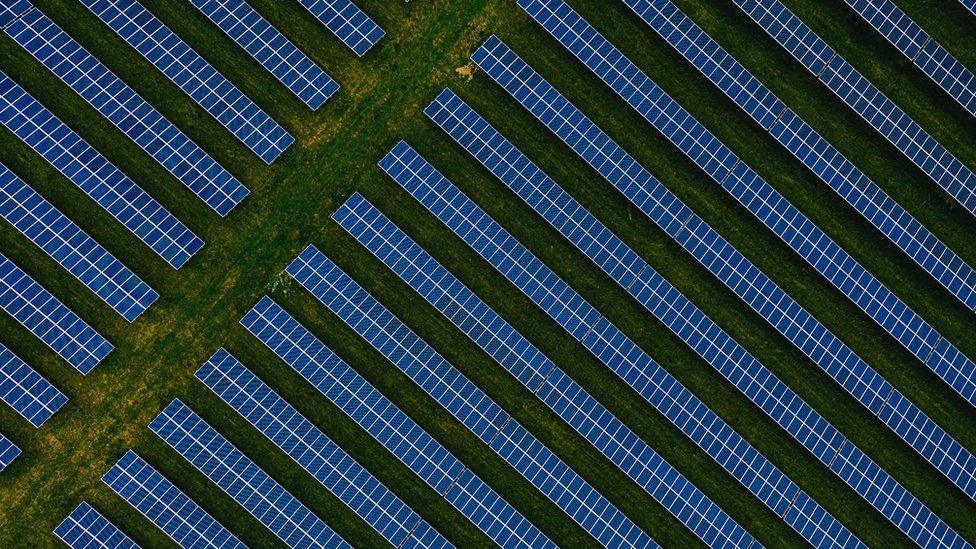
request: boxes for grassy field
[0,0,974,546]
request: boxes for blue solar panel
[295,0,385,56]
[102,450,245,549]
[962,0,976,16]
[617,0,976,316]
[0,253,112,374]
[425,88,976,504]
[196,348,451,549]
[241,296,554,549]
[150,399,350,549]
[0,70,204,269]
[4,5,249,216]
[54,502,141,549]
[0,432,19,471]
[731,0,976,217]
[287,245,658,549]
[0,341,67,427]
[0,0,31,27]
[334,192,756,548]
[0,163,157,322]
[78,0,294,164]
[379,140,868,548]
[187,0,339,109]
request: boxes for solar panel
[102,450,245,549]
[0,341,67,427]
[334,192,757,548]
[77,0,294,164]
[0,0,30,27]
[4,5,249,216]
[294,0,385,56]
[731,0,976,218]
[378,140,863,548]
[842,0,976,117]
[0,69,204,269]
[962,0,976,16]
[616,0,976,315]
[426,88,976,504]
[287,245,658,549]
[0,253,112,374]
[241,296,554,549]
[0,432,19,471]
[188,0,339,110]
[196,348,451,549]
[0,163,157,322]
[150,399,350,549]
[54,502,140,549]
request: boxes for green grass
[0,0,974,546]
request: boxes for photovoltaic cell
[288,245,658,549]
[4,4,249,216]
[425,88,976,503]
[730,0,976,218]
[54,502,141,549]
[0,253,112,374]
[295,0,385,56]
[77,0,294,164]
[378,140,860,548]
[102,450,245,549]
[0,432,19,471]
[150,399,350,549]
[962,0,976,16]
[334,192,756,549]
[241,296,554,549]
[0,341,67,427]
[196,348,452,549]
[0,163,157,322]
[0,0,30,27]
[187,0,339,109]
[0,69,204,269]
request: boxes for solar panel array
[730,0,976,217]
[0,432,19,472]
[0,253,112,374]
[288,245,662,549]
[187,0,339,110]
[0,164,157,322]
[0,342,66,427]
[0,69,204,269]
[77,0,294,164]
[426,88,976,504]
[295,0,385,56]
[102,450,245,549]
[54,502,140,549]
[841,0,976,117]
[3,3,250,217]
[196,348,451,549]
[379,140,868,548]
[241,296,555,549]
[616,0,976,316]
[333,192,756,549]
[150,399,350,549]
[963,0,976,16]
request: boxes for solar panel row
[334,192,756,549]
[0,253,112,374]
[378,140,861,548]
[295,0,385,56]
[962,0,976,16]
[426,88,976,503]
[0,341,66,427]
[196,348,452,549]
[616,0,976,319]
[0,69,204,269]
[150,399,351,549]
[187,0,339,110]
[0,163,157,322]
[730,0,976,218]
[241,296,555,549]
[102,450,245,549]
[288,246,656,548]
[4,4,250,216]
[841,0,976,117]
[77,0,294,164]
[54,502,140,549]
[0,432,19,472]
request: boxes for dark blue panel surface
[295,0,385,56]
[0,432,19,471]
[54,502,140,549]
[0,341,67,427]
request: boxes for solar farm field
[0,0,974,547]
